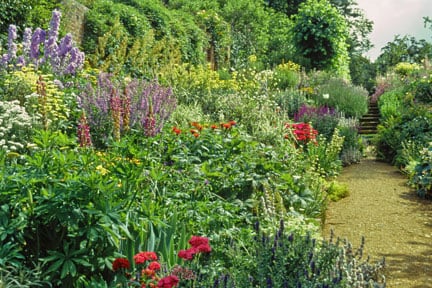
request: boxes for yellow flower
[96,165,109,175]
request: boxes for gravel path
[323,158,432,288]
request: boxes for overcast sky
[355,0,432,60]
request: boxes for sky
[355,0,432,60]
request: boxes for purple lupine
[79,73,176,144]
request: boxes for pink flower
[157,275,179,288]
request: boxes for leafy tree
[221,0,271,68]
[266,0,373,58]
[349,54,376,93]
[375,35,432,74]
[292,0,350,77]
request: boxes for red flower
[193,132,200,138]
[157,275,179,288]
[196,244,212,253]
[191,122,203,131]
[228,120,236,126]
[134,251,158,265]
[178,248,197,260]
[148,261,161,271]
[221,123,231,129]
[210,124,218,130]
[188,236,209,247]
[172,126,181,135]
[112,257,130,272]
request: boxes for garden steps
[359,101,380,135]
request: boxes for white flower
[323,93,330,99]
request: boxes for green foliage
[409,142,432,198]
[272,61,301,90]
[326,180,349,202]
[375,35,432,74]
[83,0,206,77]
[305,129,345,178]
[314,77,369,118]
[409,72,432,104]
[216,222,386,287]
[221,0,270,68]
[378,87,406,120]
[337,117,363,165]
[0,131,132,286]
[349,54,376,93]
[292,0,350,77]
[375,106,432,165]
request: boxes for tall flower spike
[78,112,92,147]
[8,25,18,59]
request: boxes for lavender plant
[78,73,176,147]
[212,221,386,288]
[0,10,84,76]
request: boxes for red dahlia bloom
[112,257,130,272]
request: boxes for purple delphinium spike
[45,10,61,63]
[22,28,32,58]
[7,25,18,61]
[30,28,46,67]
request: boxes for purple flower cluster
[0,10,84,75]
[294,104,336,122]
[78,73,176,143]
